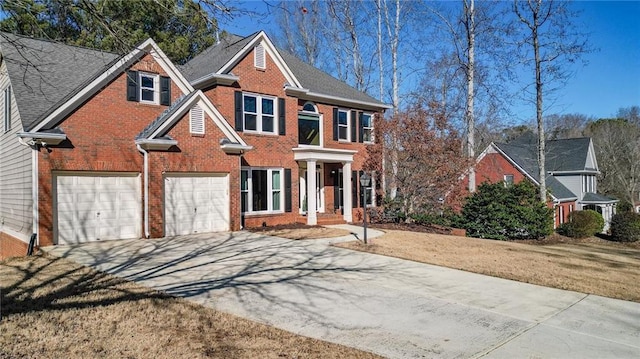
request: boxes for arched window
[302,102,317,113]
[299,102,320,146]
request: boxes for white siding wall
[0,60,33,242]
[555,175,582,201]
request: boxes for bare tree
[513,0,590,201]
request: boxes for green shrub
[610,212,640,242]
[562,210,604,238]
[460,181,553,240]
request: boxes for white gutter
[17,137,39,246]
[136,144,150,238]
[191,73,240,88]
[284,85,393,110]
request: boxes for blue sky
[222,1,640,121]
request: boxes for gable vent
[190,104,205,135]
[254,43,266,69]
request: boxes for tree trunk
[533,5,547,202]
[464,0,476,193]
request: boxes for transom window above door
[243,93,276,134]
[298,101,321,146]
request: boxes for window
[139,72,158,104]
[582,175,595,193]
[126,70,171,105]
[504,174,514,187]
[243,93,276,134]
[3,86,11,132]
[361,113,374,142]
[298,102,320,146]
[241,168,284,214]
[190,104,204,134]
[254,43,266,69]
[337,109,349,141]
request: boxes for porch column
[306,160,317,225]
[342,161,353,223]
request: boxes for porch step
[297,213,346,226]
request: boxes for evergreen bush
[460,181,553,240]
[562,210,604,238]
[610,212,640,242]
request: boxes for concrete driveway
[44,226,640,358]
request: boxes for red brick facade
[17,39,382,250]
[468,148,576,228]
[0,232,29,260]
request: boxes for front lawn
[335,230,640,302]
[0,255,381,359]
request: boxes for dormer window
[254,43,266,69]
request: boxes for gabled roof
[180,32,388,109]
[494,133,596,180]
[0,32,119,131]
[488,132,599,201]
[582,192,618,204]
[135,90,249,151]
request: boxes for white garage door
[56,174,141,245]
[164,174,230,236]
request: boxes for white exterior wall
[0,60,33,242]
[554,175,582,201]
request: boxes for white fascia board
[135,138,178,151]
[221,142,253,155]
[285,85,392,111]
[218,31,302,88]
[31,38,193,133]
[292,147,357,162]
[17,131,67,145]
[191,73,240,88]
[548,170,600,175]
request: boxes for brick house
[0,31,389,258]
[471,132,618,231]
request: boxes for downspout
[18,137,39,246]
[136,144,150,238]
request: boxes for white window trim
[298,108,323,148]
[243,92,277,135]
[139,72,159,105]
[337,108,350,142]
[504,174,514,187]
[3,86,11,133]
[241,167,284,215]
[362,112,374,143]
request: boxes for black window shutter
[352,170,359,208]
[160,76,171,106]
[234,91,243,131]
[284,169,292,213]
[332,108,339,141]
[126,70,139,102]
[278,97,286,135]
[333,170,340,210]
[358,112,364,143]
[350,110,357,142]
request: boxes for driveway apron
[44,230,640,359]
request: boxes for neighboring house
[0,31,389,258]
[472,132,618,231]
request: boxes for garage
[56,173,142,245]
[164,174,230,236]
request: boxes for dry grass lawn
[249,226,351,240]
[335,230,640,303]
[0,255,381,359]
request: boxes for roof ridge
[0,31,119,56]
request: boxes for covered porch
[293,148,357,226]
[581,193,619,233]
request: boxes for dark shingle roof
[136,92,196,139]
[495,133,594,181]
[582,192,618,203]
[0,32,120,131]
[180,32,386,108]
[493,132,596,200]
[179,32,258,82]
